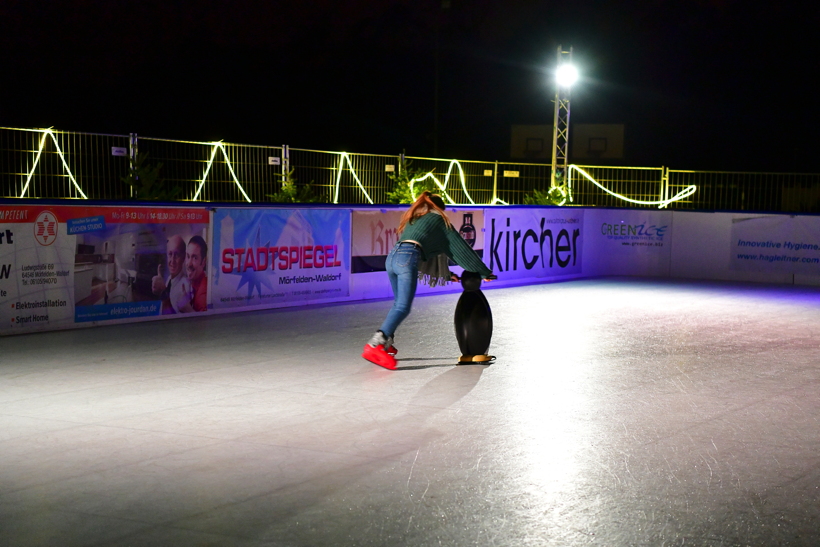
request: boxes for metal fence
[568,165,667,209]
[136,138,284,203]
[288,149,400,205]
[0,127,131,200]
[3,126,820,213]
[667,170,820,213]
[404,157,499,205]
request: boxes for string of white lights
[567,165,696,208]
[192,143,252,203]
[20,129,87,199]
[408,160,476,205]
[11,127,695,208]
[333,152,373,204]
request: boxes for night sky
[2,0,818,172]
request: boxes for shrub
[267,168,321,203]
[121,153,182,201]
[385,158,439,204]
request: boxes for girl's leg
[363,244,418,369]
[379,244,419,337]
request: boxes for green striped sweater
[400,212,493,278]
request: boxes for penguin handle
[460,270,483,292]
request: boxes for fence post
[493,160,498,204]
[661,166,669,208]
[282,144,289,183]
[129,133,138,198]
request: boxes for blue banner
[212,208,351,309]
[67,216,106,235]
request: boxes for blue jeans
[379,242,421,338]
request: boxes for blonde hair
[398,191,452,234]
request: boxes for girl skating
[362,191,494,370]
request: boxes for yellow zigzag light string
[408,160,471,205]
[566,165,696,208]
[20,129,87,199]
[407,160,513,205]
[409,172,456,205]
[14,128,695,208]
[334,152,373,204]
[192,142,251,203]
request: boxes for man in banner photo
[152,235,187,314]
[212,208,350,310]
[151,234,208,314]
[184,235,208,312]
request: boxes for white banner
[730,215,820,274]
[583,209,672,276]
[0,208,75,333]
[0,205,210,335]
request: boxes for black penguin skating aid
[454,270,495,364]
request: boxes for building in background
[510,125,551,161]
[510,124,625,163]
[571,124,625,162]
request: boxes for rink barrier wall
[1,199,819,336]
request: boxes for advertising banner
[483,207,583,280]
[583,209,672,276]
[351,207,485,274]
[212,208,350,309]
[730,215,820,275]
[0,205,210,335]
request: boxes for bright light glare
[556,64,578,87]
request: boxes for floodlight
[556,64,578,87]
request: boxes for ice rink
[2,277,820,546]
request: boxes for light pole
[551,45,577,188]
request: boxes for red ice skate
[362,343,397,370]
[362,331,397,369]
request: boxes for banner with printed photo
[212,208,350,309]
[730,214,820,274]
[483,207,584,280]
[351,207,485,274]
[0,205,209,335]
[583,209,672,276]
[73,210,210,323]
